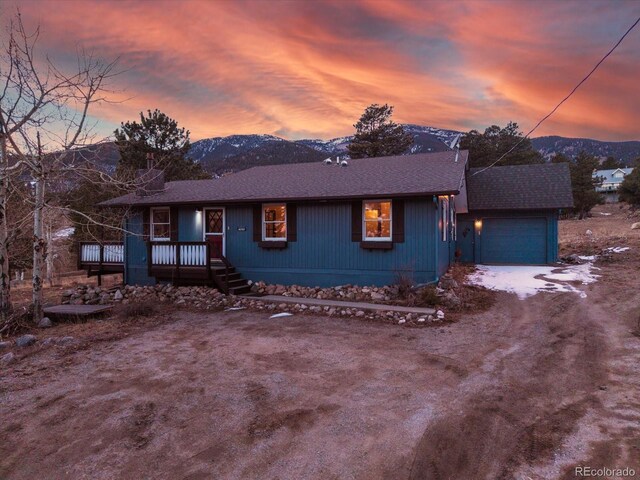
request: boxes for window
[363,200,392,241]
[440,197,449,242]
[151,207,170,241]
[263,204,286,240]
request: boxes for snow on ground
[468,246,631,299]
[606,246,630,253]
[468,264,600,299]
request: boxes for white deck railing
[150,243,207,266]
[80,243,124,264]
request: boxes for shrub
[417,286,440,307]
[393,269,415,299]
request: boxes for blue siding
[456,210,559,265]
[178,207,203,241]
[124,210,155,285]
[224,199,439,287]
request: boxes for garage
[480,217,547,264]
[456,163,574,266]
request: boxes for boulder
[38,317,53,329]
[15,334,37,348]
[632,222,640,230]
[1,352,15,364]
[436,310,445,320]
[439,276,458,290]
[114,290,124,301]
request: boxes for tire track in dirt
[407,293,608,480]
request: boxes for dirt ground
[1,204,640,479]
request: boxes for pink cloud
[10,0,640,141]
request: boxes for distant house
[83,152,573,291]
[594,167,633,203]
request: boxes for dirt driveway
[2,213,640,479]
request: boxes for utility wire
[471,15,640,177]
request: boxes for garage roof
[466,163,574,211]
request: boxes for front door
[204,208,225,259]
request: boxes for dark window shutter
[351,201,362,242]
[392,199,405,243]
[253,204,262,242]
[287,204,297,242]
[170,207,179,241]
[142,208,150,241]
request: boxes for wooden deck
[43,304,114,318]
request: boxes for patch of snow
[269,312,293,319]
[468,264,600,300]
[578,255,596,261]
[598,212,612,216]
[606,246,630,253]
[224,307,245,311]
[54,227,75,238]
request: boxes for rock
[561,254,583,265]
[58,336,75,345]
[585,229,593,236]
[444,292,462,308]
[1,352,15,364]
[439,276,458,290]
[398,318,406,325]
[274,285,286,295]
[417,317,426,323]
[370,292,385,301]
[114,289,124,301]
[38,317,53,328]
[632,222,640,230]
[0,341,10,350]
[15,334,37,348]
[42,337,57,346]
[436,310,445,320]
[355,310,365,317]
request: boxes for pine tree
[347,104,413,159]
[570,151,603,219]
[618,167,640,207]
[460,122,544,168]
[115,109,209,181]
[601,156,622,169]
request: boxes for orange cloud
[9,0,640,141]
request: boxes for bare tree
[0,11,120,322]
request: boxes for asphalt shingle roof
[466,163,574,211]
[101,150,469,206]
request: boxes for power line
[472,15,640,176]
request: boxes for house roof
[100,150,469,207]
[466,163,574,211]
[594,167,633,185]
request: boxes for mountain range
[85,125,640,175]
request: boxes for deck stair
[211,259,251,295]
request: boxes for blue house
[83,152,573,292]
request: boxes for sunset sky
[7,0,640,142]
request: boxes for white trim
[262,203,287,241]
[150,207,170,242]
[362,199,392,242]
[440,197,449,242]
[203,207,226,256]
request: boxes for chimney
[136,152,165,196]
